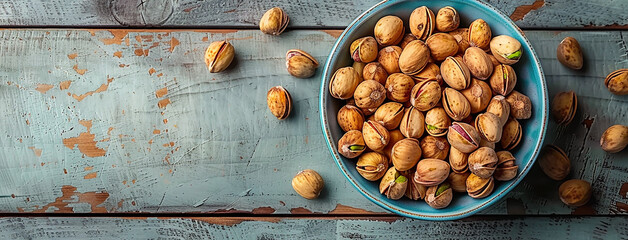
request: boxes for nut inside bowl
[319,0,547,220]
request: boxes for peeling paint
[84,172,98,179]
[149,68,156,76]
[158,98,171,108]
[155,87,168,98]
[168,37,180,52]
[71,77,114,101]
[73,64,87,75]
[328,204,382,215]
[101,30,129,45]
[28,146,42,157]
[510,0,546,22]
[321,30,342,38]
[17,185,109,213]
[35,84,54,94]
[67,53,78,59]
[59,80,72,90]
[62,120,107,157]
[113,51,123,58]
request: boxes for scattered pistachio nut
[449,146,469,173]
[380,167,408,200]
[538,145,571,181]
[391,138,422,171]
[426,33,459,61]
[435,6,459,32]
[467,147,498,178]
[399,106,425,139]
[604,69,628,95]
[447,122,481,153]
[600,124,628,153]
[204,40,235,73]
[405,171,428,200]
[363,62,389,85]
[500,117,522,150]
[448,171,470,192]
[337,130,366,159]
[286,49,319,78]
[559,179,592,207]
[399,40,431,75]
[442,87,471,121]
[374,102,405,130]
[441,56,471,90]
[350,36,378,63]
[468,19,492,51]
[466,173,494,198]
[506,90,532,120]
[399,33,418,49]
[557,37,583,70]
[463,47,494,80]
[266,86,292,120]
[292,169,324,199]
[425,182,453,209]
[354,80,387,109]
[362,120,390,151]
[374,15,405,46]
[412,63,443,84]
[449,28,470,54]
[356,152,389,181]
[352,61,366,79]
[329,66,361,100]
[551,91,577,125]
[461,78,492,113]
[474,112,503,143]
[420,135,450,160]
[410,80,441,111]
[414,158,450,186]
[378,46,403,74]
[409,6,435,41]
[486,95,511,127]
[337,104,365,132]
[259,7,289,35]
[490,35,522,65]
[385,73,415,103]
[489,64,517,96]
[381,129,405,160]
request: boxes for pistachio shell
[329,67,361,100]
[350,36,378,63]
[489,64,517,96]
[461,78,492,113]
[425,107,451,137]
[551,91,577,125]
[442,87,471,121]
[381,129,405,161]
[292,169,324,199]
[352,61,366,79]
[410,80,441,111]
[400,33,419,49]
[356,152,388,181]
[354,80,386,109]
[420,136,450,160]
[600,125,628,153]
[486,95,511,127]
[557,37,583,70]
[466,173,494,198]
[490,35,522,65]
[449,28,470,55]
[204,40,235,73]
[411,63,443,84]
[286,49,319,78]
[449,146,469,173]
[374,15,405,46]
[337,130,366,159]
[374,102,404,130]
[500,117,522,150]
[468,19,492,51]
[267,86,292,120]
[479,138,495,150]
[559,179,591,207]
[604,69,628,95]
[506,91,532,120]
[468,147,498,178]
[391,138,422,171]
[399,106,425,139]
[385,73,415,103]
[441,56,471,90]
[380,167,408,200]
[426,33,458,61]
[435,6,459,32]
[425,182,453,209]
[362,120,390,151]
[378,46,402,74]
[463,47,494,80]
[474,112,503,143]
[447,122,481,153]
[405,171,428,200]
[409,6,435,41]
[488,54,501,67]
[337,105,365,132]
[259,7,289,35]
[363,62,388,85]
[399,40,431,75]
[494,151,518,181]
[448,171,470,192]
[414,159,450,186]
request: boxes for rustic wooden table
[0,0,627,238]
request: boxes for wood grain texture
[0,216,626,239]
[0,29,625,216]
[0,0,626,29]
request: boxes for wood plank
[0,29,625,216]
[0,0,627,29]
[0,216,625,239]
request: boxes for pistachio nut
[488,54,501,67]
[448,171,470,192]
[435,6,459,32]
[411,63,443,84]
[363,62,388,85]
[354,80,386,109]
[467,147,498,178]
[604,69,628,95]
[381,129,405,161]
[468,19,492,51]
[466,173,494,199]
[337,130,366,159]
[500,117,522,150]
[259,7,289,35]
[447,122,481,153]
[329,66,361,100]
[385,73,415,103]
[557,37,583,70]
[475,112,503,143]
[374,15,405,46]
[353,61,366,79]
[600,124,628,153]
[378,46,402,74]
[448,145,468,173]
[266,86,292,120]
[204,40,235,73]
[426,33,459,61]
[356,152,389,181]
[410,80,441,111]
[425,182,453,209]
[461,78,492,113]
[391,138,422,171]
[362,120,390,151]
[490,35,522,65]
[486,95,511,127]
[414,158,450,186]
[292,169,324,199]
[489,64,517,96]
[399,40,431,75]
[400,33,418,49]
[286,49,319,78]
[449,28,470,55]
[379,167,408,200]
[551,91,577,125]
[420,136,450,160]
[441,56,471,90]
[479,138,496,150]
[374,102,405,130]
[361,107,377,116]
[405,171,428,200]
[463,47,494,80]
[350,36,378,63]
[425,107,451,137]
[399,106,425,139]
[442,87,471,121]
[337,104,365,132]
[559,179,592,207]
[409,6,435,41]
[506,91,532,120]
[494,151,518,181]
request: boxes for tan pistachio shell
[374,15,405,46]
[551,91,577,125]
[259,7,289,35]
[410,80,441,111]
[286,49,319,78]
[486,95,511,127]
[373,102,405,130]
[500,117,522,150]
[479,138,495,150]
[488,54,501,67]
[425,183,453,209]
[468,19,492,51]
[350,36,378,63]
[557,37,583,70]
[448,171,470,192]
[363,62,388,85]
[354,80,387,109]
[559,179,592,207]
[435,6,459,32]
[411,63,443,84]
[600,125,628,153]
[267,86,292,120]
[425,107,451,137]
[441,56,471,90]
[356,152,388,181]
[605,69,628,95]
[506,91,532,120]
[494,151,518,181]
[475,112,503,143]
[380,167,408,200]
[399,106,425,139]
[420,136,450,160]
[378,46,403,74]
[449,28,470,55]
[379,129,404,161]
[447,122,481,154]
[391,138,422,171]
[466,173,494,198]
[292,169,324,199]
[337,130,366,159]
[352,61,366,79]
[442,87,471,121]
[490,35,522,65]
[329,66,361,100]
[449,145,469,173]
[385,73,415,103]
[362,120,390,151]
[468,147,498,178]
[204,40,235,73]
[400,33,418,49]
[399,40,431,75]
[426,33,459,61]
[337,105,365,132]
[489,64,517,96]
[461,78,492,113]
[463,47,494,80]
[414,159,450,186]
[405,171,428,200]
[409,6,435,41]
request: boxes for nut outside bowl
[319,0,547,221]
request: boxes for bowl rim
[319,0,548,220]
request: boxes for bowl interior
[320,0,547,220]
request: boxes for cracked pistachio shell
[600,125,628,153]
[490,35,522,65]
[450,28,470,55]
[400,33,418,49]
[204,40,235,73]
[551,91,577,125]
[605,69,628,95]
[352,61,366,79]
[385,73,415,103]
[405,171,428,200]
[267,86,292,120]
[486,95,511,127]
[559,179,592,207]
[441,56,471,90]
[426,33,458,61]
[391,138,422,171]
[356,152,389,181]
[330,67,361,100]
[494,151,518,181]
[500,117,522,150]
[414,159,450,186]
[468,147,498,178]
[381,129,405,160]
[463,47,494,80]
[489,64,517,96]
[425,182,453,209]
[363,62,388,85]
[378,46,402,74]
[449,145,469,173]
[468,19,492,51]
[409,6,435,41]
[557,37,583,70]
[420,136,450,160]
[379,167,408,200]
[337,130,366,159]
[442,87,471,121]
[461,78,492,113]
[435,6,459,32]
[374,15,405,46]
[411,63,443,85]
[466,173,494,198]
[425,107,451,137]
[350,36,378,63]
[259,7,289,35]
[410,80,441,111]
[448,171,470,193]
[374,102,405,130]
[286,49,319,78]
[399,40,431,75]
[399,107,425,139]
[292,169,324,199]
[475,112,503,143]
[338,105,365,132]
[506,91,532,120]
[362,120,390,151]
[354,80,386,109]
[447,122,481,153]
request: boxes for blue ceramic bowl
[319,0,548,220]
